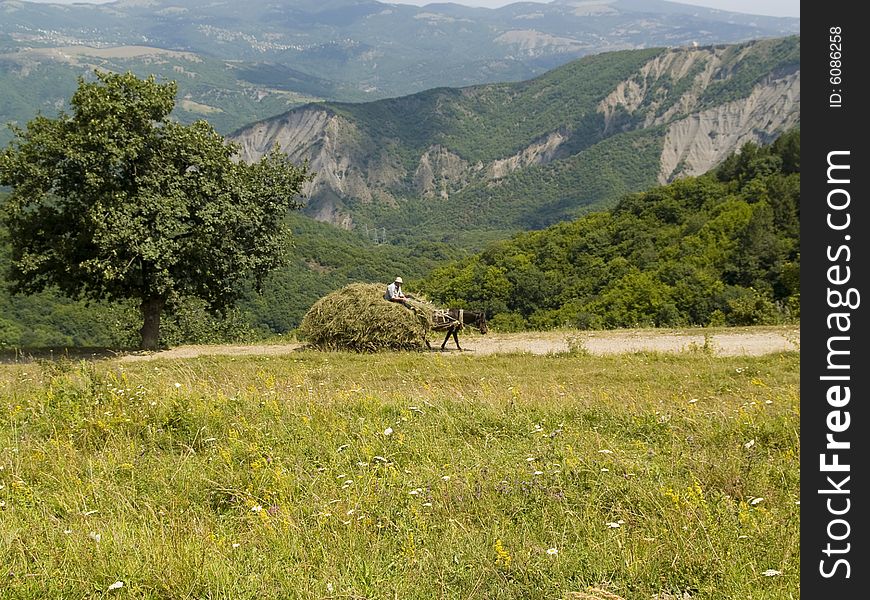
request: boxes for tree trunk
[139,296,165,350]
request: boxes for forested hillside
[419,129,800,330]
[0,129,799,348]
[232,36,800,240]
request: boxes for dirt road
[118,326,799,361]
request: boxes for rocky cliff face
[230,38,799,231]
[595,44,800,183]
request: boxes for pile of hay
[299,283,435,352]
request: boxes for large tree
[0,71,309,349]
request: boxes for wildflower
[232,543,241,548]
[744,439,756,449]
[441,475,451,481]
[546,547,558,556]
[762,569,782,577]
[494,539,512,567]
[383,427,393,436]
[107,581,124,591]
[250,505,263,513]
[88,531,101,543]
[174,382,182,389]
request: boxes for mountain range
[1,0,799,145]
[230,35,800,243]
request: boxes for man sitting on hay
[384,276,413,309]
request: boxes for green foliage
[0,71,309,349]
[420,129,801,329]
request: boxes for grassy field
[0,347,799,599]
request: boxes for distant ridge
[231,36,800,241]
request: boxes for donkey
[428,308,488,351]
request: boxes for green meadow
[0,348,799,599]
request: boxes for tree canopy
[0,70,309,349]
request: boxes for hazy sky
[23,0,800,19]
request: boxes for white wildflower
[250,505,263,513]
[174,382,182,389]
[546,547,558,555]
[383,427,393,436]
[441,475,451,481]
[88,531,101,543]
[744,439,756,449]
[107,581,124,592]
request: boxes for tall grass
[0,350,799,599]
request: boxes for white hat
[394,276,403,284]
